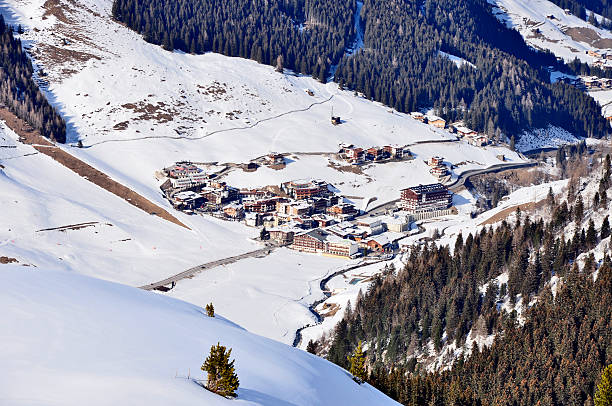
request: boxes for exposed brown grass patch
[0,256,18,264]
[479,199,547,226]
[564,27,612,48]
[122,101,176,123]
[328,160,363,174]
[43,0,72,23]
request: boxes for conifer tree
[347,341,367,383]
[587,219,598,248]
[202,343,239,398]
[575,195,584,225]
[602,216,610,240]
[306,339,319,355]
[547,187,555,209]
[205,302,215,317]
[595,364,612,406]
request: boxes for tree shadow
[237,388,301,406]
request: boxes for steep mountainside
[322,151,612,405]
[113,0,608,139]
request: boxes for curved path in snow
[81,95,335,148]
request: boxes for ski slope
[489,0,612,64]
[0,266,399,406]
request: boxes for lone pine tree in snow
[205,302,214,317]
[347,341,367,383]
[202,343,239,398]
[595,364,612,406]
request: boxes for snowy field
[0,123,260,286]
[489,0,612,64]
[588,89,612,117]
[166,248,350,346]
[0,266,399,406]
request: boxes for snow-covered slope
[0,266,399,406]
[490,0,612,64]
[0,122,259,286]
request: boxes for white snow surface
[588,88,612,117]
[0,122,260,286]
[0,0,555,361]
[515,125,580,152]
[438,51,476,69]
[1,0,522,211]
[0,266,399,406]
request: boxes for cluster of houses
[338,143,412,164]
[556,74,612,91]
[159,162,360,225]
[586,50,612,69]
[289,216,408,258]
[579,76,612,90]
[410,113,489,147]
[159,162,456,259]
[282,183,454,258]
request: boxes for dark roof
[401,183,448,194]
[297,229,329,242]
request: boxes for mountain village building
[400,183,453,213]
[164,162,210,190]
[291,229,359,258]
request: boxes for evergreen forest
[322,158,612,405]
[0,16,66,143]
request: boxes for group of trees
[364,258,612,405]
[113,0,609,140]
[322,176,612,404]
[548,0,612,22]
[0,16,65,142]
[334,0,607,139]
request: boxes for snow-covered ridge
[0,266,399,406]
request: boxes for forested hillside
[111,0,356,81]
[112,0,609,140]
[334,0,607,139]
[0,16,65,143]
[322,156,612,405]
[366,259,612,405]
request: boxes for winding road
[361,160,538,216]
[139,242,284,291]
